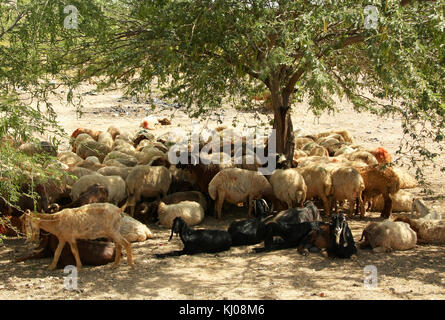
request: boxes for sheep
[359,220,417,252]
[71,128,102,141]
[161,191,207,212]
[52,183,109,211]
[315,130,354,144]
[76,140,111,162]
[370,189,414,213]
[339,150,379,166]
[309,145,329,157]
[356,164,400,219]
[295,165,333,216]
[269,168,307,209]
[298,213,356,258]
[18,141,57,157]
[208,167,275,220]
[71,175,127,206]
[15,233,116,269]
[120,214,153,242]
[168,166,198,194]
[368,147,392,164]
[125,165,172,216]
[103,151,138,167]
[71,133,95,152]
[329,166,365,217]
[137,147,166,165]
[394,216,445,244]
[75,158,105,171]
[57,151,83,168]
[410,198,442,220]
[157,217,232,256]
[97,131,114,149]
[20,203,134,270]
[62,167,101,187]
[294,137,315,150]
[393,167,418,189]
[228,199,273,246]
[107,126,121,140]
[97,166,133,180]
[157,201,205,228]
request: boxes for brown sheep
[356,164,400,219]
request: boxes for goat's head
[169,217,187,241]
[254,199,270,219]
[331,213,349,247]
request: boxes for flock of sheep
[1,122,444,272]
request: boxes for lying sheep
[125,165,172,217]
[62,167,101,187]
[57,151,83,168]
[208,167,275,220]
[157,217,232,257]
[97,131,114,149]
[103,151,138,167]
[71,175,126,206]
[410,198,442,220]
[329,166,365,217]
[20,203,134,270]
[370,189,413,213]
[270,168,307,209]
[71,133,95,153]
[394,216,445,244]
[157,201,205,228]
[161,191,207,212]
[75,158,105,171]
[120,214,153,242]
[359,220,417,252]
[76,140,111,162]
[295,165,332,216]
[52,183,109,211]
[97,166,133,180]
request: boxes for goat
[50,183,108,212]
[20,203,133,270]
[228,199,273,246]
[156,217,232,257]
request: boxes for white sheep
[97,131,114,149]
[71,175,127,205]
[410,198,442,220]
[103,151,138,167]
[370,189,414,213]
[57,151,83,168]
[269,168,307,209]
[120,214,153,242]
[125,165,172,216]
[295,165,333,216]
[97,166,133,180]
[157,201,205,228]
[360,220,417,252]
[329,166,365,217]
[208,167,275,220]
[20,203,134,270]
[394,216,445,244]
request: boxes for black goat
[273,201,322,224]
[298,213,357,259]
[156,217,232,257]
[228,199,273,246]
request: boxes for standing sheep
[208,168,275,220]
[125,165,172,217]
[70,175,127,206]
[329,166,365,217]
[270,168,307,209]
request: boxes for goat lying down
[228,199,273,246]
[299,213,357,259]
[20,203,134,270]
[156,217,232,257]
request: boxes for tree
[1,0,444,171]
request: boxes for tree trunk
[273,106,295,167]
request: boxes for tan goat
[21,203,134,271]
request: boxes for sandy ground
[0,84,444,300]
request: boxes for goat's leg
[247,195,254,218]
[68,241,82,271]
[48,239,66,270]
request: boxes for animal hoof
[48,265,56,271]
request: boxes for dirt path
[0,85,444,300]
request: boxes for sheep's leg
[215,189,225,220]
[357,191,365,218]
[48,239,66,270]
[347,197,355,218]
[113,242,122,268]
[381,193,393,219]
[320,194,330,216]
[110,233,134,268]
[68,240,83,271]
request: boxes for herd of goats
[0,122,444,272]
